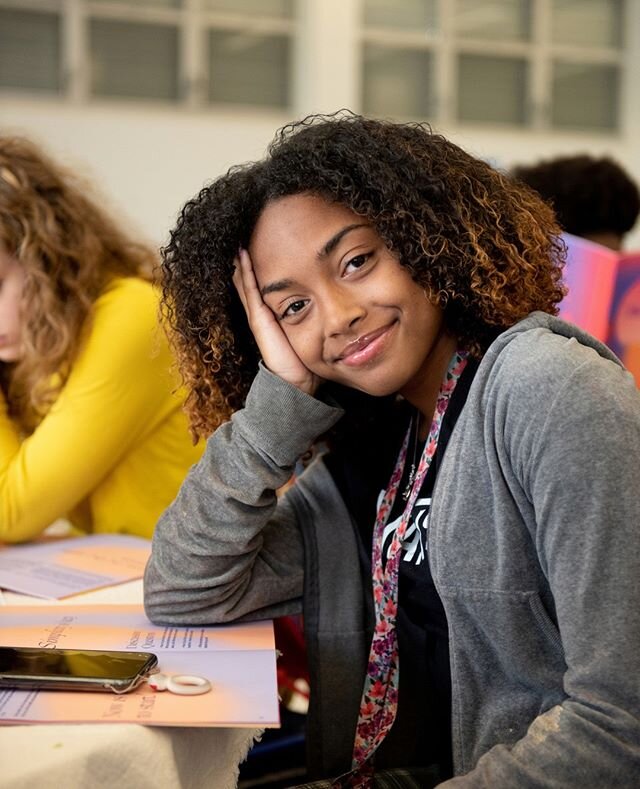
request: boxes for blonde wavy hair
[0,136,156,433]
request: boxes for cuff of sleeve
[235,364,344,467]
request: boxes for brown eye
[281,299,308,319]
[344,253,371,274]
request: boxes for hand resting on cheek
[233,248,321,397]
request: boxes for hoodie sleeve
[144,364,344,625]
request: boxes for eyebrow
[261,277,296,297]
[318,223,369,259]
[259,223,369,298]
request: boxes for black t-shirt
[324,360,477,778]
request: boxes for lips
[335,322,396,367]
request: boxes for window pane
[454,0,530,41]
[0,9,61,93]
[551,62,619,130]
[208,31,290,107]
[363,45,433,118]
[457,55,528,124]
[92,0,182,7]
[203,0,293,17]
[89,19,179,101]
[363,0,437,30]
[551,0,622,47]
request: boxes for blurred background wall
[1,0,638,248]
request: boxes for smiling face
[248,193,457,410]
[0,244,25,363]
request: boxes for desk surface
[0,580,263,789]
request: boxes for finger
[232,253,249,314]
[235,250,276,336]
[236,249,263,312]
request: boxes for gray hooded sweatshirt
[144,312,640,787]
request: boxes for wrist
[238,365,342,467]
[262,364,318,398]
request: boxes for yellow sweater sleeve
[0,278,181,543]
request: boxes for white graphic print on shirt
[377,488,432,566]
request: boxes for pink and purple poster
[606,253,640,386]
[558,234,640,386]
[558,233,619,343]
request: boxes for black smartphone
[0,646,159,694]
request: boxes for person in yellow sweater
[0,136,202,543]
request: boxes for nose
[321,282,366,338]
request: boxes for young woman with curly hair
[145,114,640,788]
[0,137,202,542]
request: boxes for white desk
[0,581,263,789]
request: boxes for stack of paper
[0,534,151,599]
[0,604,279,728]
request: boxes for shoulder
[479,312,634,408]
[78,278,169,375]
[89,277,160,340]
[460,316,640,497]
[95,277,157,318]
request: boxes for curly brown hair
[0,136,156,433]
[162,113,566,439]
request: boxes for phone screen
[0,646,158,692]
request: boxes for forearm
[0,391,21,465]
[0,394,45,542]
[144,366,343,625]
[439,701,640,787]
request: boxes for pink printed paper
[0,535,151,599]
[0,604,279,727]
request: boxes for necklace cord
[401,412,420,501]
[332,350,469,788]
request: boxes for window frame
[0,0,297,110]
[359,0,627,132]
